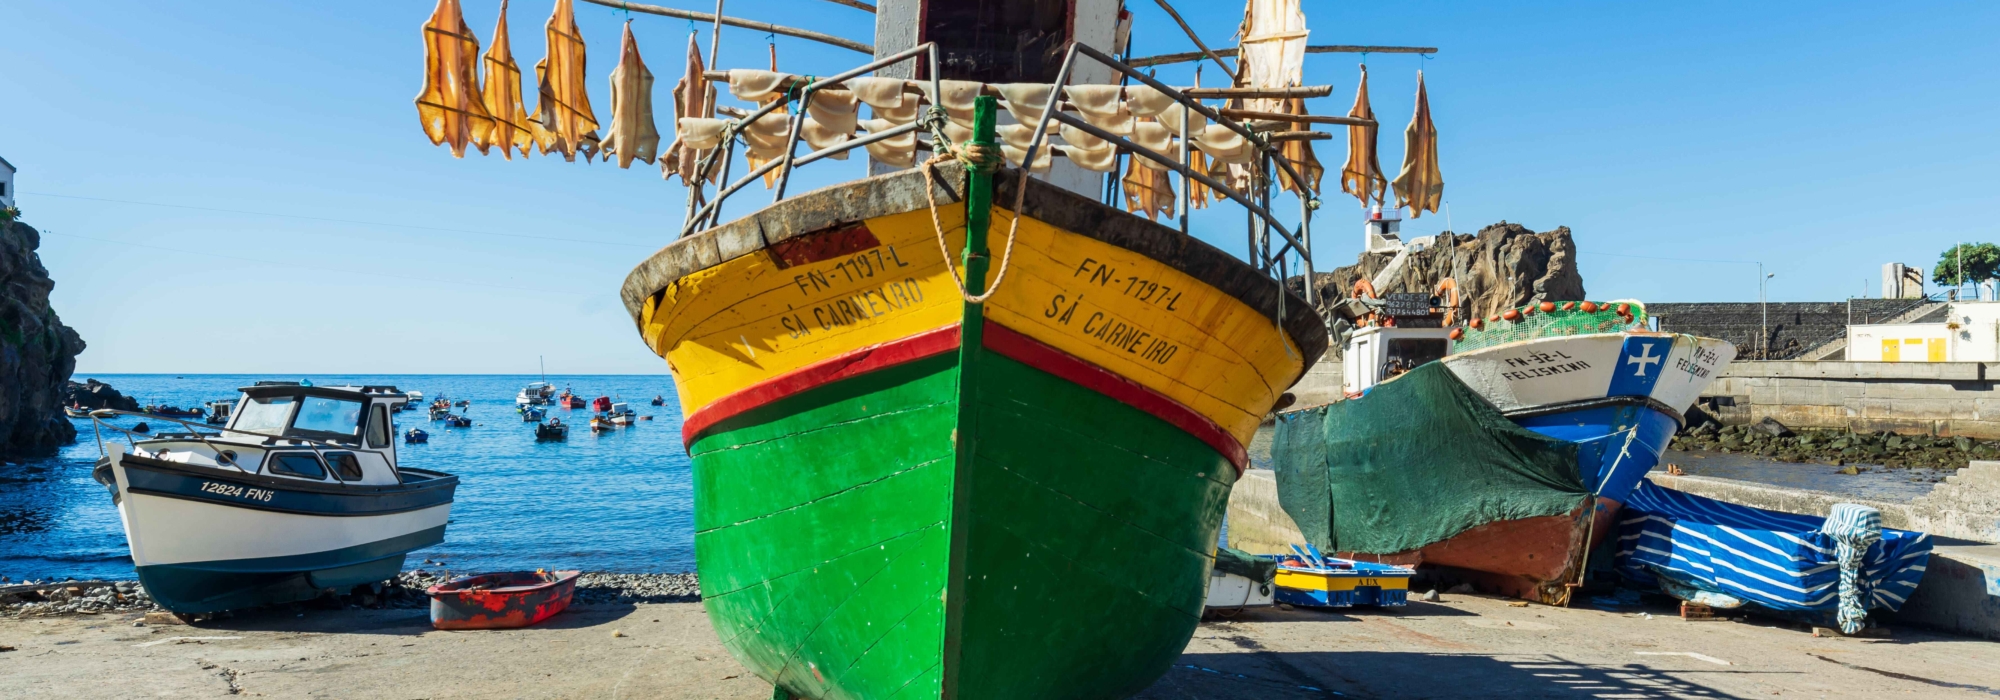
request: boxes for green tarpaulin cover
[1271,362,1592,555]
[1212,546,1276,583]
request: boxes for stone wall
[0,221,83,458]
[1702,360,2000,438]
[1651,300,1943,360]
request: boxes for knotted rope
[1820,503,1883,635]
[918,106,1028,304]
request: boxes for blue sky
[4,0,1995,373]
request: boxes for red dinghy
[591,396,612,413]
[425,570,581,630]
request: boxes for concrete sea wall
[1703,360,2000,438]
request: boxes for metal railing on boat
[84,408,380,485]
[678,41,1325,308]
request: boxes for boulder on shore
[0,221,85,459]
[65,379,139,412]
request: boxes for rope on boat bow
[918,105,1027,304]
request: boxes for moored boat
[521,405,546,421]
[90,383,456,614]
[557,390,586,409]
[617,45,1328,698]
[605,402,636,426]
[535,417,569,441]
[405,427,429,443]
[64,405,89,418]
[1272,297,1736,603]
[204,400,233,425]
[516,381,555,407]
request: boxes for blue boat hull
[134,526,445,614]
[1512,400,1680,504]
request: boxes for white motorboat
[606,402,637,426]
[515,381,555,407]
[91,382,457,614]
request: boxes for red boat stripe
[679,321,1248,475]
[681,325,963,445]
[979,320,1249,475]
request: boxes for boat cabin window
[234,396,295,433]
[323,452,364,481]
[1384,338,1451,376]
[295,396,364,437]
[268,453,327,480]
[366,405,390,448]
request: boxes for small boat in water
[405,428,429,444]
[648,395,665,406]
[520,405,546,422]
[535,418,569,441]
[442,415,472,428]
[205,400,233,425]
[64,405,89,419]
[605,402,636,426]
[91,383,456,614]
[557,389,587,409]
[426,570,580,630]
[588,415,609,433]
[590,396,611,413]
[454,400,469,409]
[146,405,204,419]
[1273,297,1735,603]
[515,382,555,407]
[398,390,425,412]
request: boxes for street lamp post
[1759,264,1775,359]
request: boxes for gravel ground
[0,571,700,618]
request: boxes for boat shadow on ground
[179,602,647,636]
[1139,650,1772,699]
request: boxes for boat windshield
[294,396,364,436]
[234,397,294,433]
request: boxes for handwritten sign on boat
[1383,293,1435,318]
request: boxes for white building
[1847,301,2000,362]
[0,155,14,209]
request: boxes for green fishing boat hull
[688,346,1236,699]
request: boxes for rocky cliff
[0,221,85,459]
[1292,222,1586,357]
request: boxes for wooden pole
[1129,45,1438,69]
[1185,85,1332,99]
[1219,108,1376,127]
[1151,0,1235,76]
[577,0,873,54]
[820,0,875,11]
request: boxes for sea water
[0,374,693,581]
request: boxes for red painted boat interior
[427,570,581,630]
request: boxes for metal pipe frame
[680,43,939,237]
[1021,42,1318,303]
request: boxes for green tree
[1934,243,2000,287]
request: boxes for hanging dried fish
[529,0,600,162]
[1392,71,1444,218]
[415,0,494,158]
[1273,97,1323,195]
[479,0,533,159]
[1121,128,1176,222]
[663,32,718,185]
[600,21,660,168]
[1238,0,1318,195]
[1339,65,1386,206]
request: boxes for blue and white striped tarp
[1615,480,1931,615]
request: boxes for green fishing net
[1450,299,1648,353]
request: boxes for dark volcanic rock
[0,221,84,459]
[66,378,139,412]
[1290,221,1585,357]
